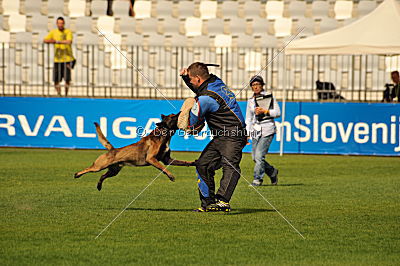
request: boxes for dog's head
[156,112,181,130]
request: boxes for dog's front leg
[146,157,175,181]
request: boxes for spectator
[43,17,75,96]
[390,71,400,102]
[106,0,136,16]
[180,62,247,212]
[383,71,400,102]
[245,75,281,186]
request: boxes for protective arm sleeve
[189,96,220,126]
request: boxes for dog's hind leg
[97,164,122,191]
[74,153,114,178]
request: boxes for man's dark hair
[392,71,399,76]
[57,17,65,22]
[188,62,210,80]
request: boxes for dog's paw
[97,183,102,191]
[74,173,81,178]
[168,175,175,182]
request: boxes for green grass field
[0,148,399,265]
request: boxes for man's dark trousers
[195,136,247,208]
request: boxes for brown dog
[74,113,194,190]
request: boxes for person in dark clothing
[180,62,247,212]
[383,71,400,102]
[390,71,400,102]
[106,0,136,16]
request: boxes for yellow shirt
[44,28,74,63]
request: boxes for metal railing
[0,42,394,102]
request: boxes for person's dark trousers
[195,136,247,208]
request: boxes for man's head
[250,75,265,95]
[391,71,399,84]
[187,62,210,89]
[56,17,65,31]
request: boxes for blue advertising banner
[0,97,399,156]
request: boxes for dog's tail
[94,122,114,150]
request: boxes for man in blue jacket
[180,62,247,212]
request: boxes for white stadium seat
[266,1,284,20]
[274,17,292,37]
[97,16,115,34]
[8,14,27,32]
[184,17,202,37]
[134,1,152,19]
[68,0,86,18]
[2,0,20,15]
[199,1,217,19]
[334,0,354,20]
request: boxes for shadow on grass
[228,208,276,215]
[120,207,275,215]
[260,183,304,187]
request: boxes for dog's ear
[161,114,166,119]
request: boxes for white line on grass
[95,160,175,239]
[96,27,177,110]
[223,157,305,239]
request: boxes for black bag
[70,59,76,69]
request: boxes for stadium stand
[159,17,181,35]
[204,18,225,35]
[220,1,240,18]
[311,1,330,19]
[273,17,292,37]
[356,0,377,17]
[334,0,354,20]
[226,17,248,35]
[293,17,315,37]
[46,0,66,16]
[23,0,43,15]
[265,1,284,20]
[155,1,174,18]
[288,0,307,19]
[251,16,273,36]
[90,0,107,17]
[184,16,202,37]
[318,17,340,34]
[177,1,196,18]
[2,0,21,15]
[8,14,27,32]
[242,1,264,18]
[133,0,152,19]
[199,1,218,19]
[0,0,397,102]
[112,0,131,18]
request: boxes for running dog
[74,113,194,190]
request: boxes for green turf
[0,148,399,265]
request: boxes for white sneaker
[249,179,263,186]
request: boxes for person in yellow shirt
[43,17,74,96]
